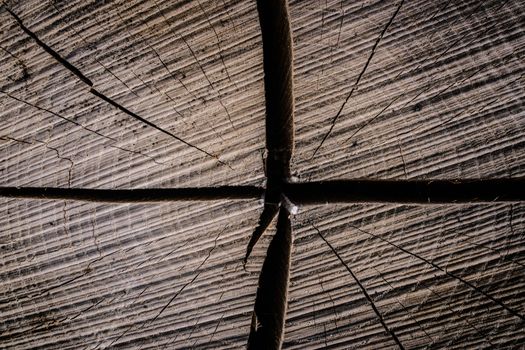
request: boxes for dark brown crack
[318,275,340,328]
[148,272,201,327]
[50,2,138,96]
[459,232,525,269]
[313,224,405,349]
[243,0,296,269]
[106,322,135,349]
[3,6,93,86]
[412,275,496,346]
[198,227,226,269]
[149,0,235,129]
[2,178,524,204]
[258,0,295,167]
[38,267,92,297]
[344,93,402,145]
[359,2,517,143]
[70,298,105,321]
[209,314,223,343]
[284,179,525,204]
[2,1,524,347]
[371,266,434,343]
[195,0,238,89]
[244,202,280,265]
[0,44,29,84]
[248,207,292,350]
[109,263,210,348]
[114,9,190,112]
[90,213,102,257]
[148,228,224,327]
[312,0,405,158]
[0,186,264,202]
[0,136,74,186]
[428,0,452,21]
[0,89,106,139]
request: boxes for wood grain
[1,0,524,349]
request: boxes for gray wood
[1,0,524,348]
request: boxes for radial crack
[3,6,93,86]
[244,202,280,266]
[3,5,221,163]
[50,2,138,96]
[149,272,201,326]
[349,224,525,321]
[196,0,238,89]
[243,0,295,275]
[148,228,223,326]
[248,207,293,350]
[312,0,404,158]
[284,179,525,204]
[89,88,225,165]
[0,136,74,186]
[413,275,496,346]
[0,186,264,202]
[371,266,434,343]
[150,0,236,130]
[0,89,164,165]
[313,224,405,349]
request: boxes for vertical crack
[318,274,340,328]
[90,211,102,257]
[244,0,296,273]
[244,203,279,266]
[248,207,293,350]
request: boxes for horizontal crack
[2,178,524,204]
[0,186,264,202]
[284,179,525,204]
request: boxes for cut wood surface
[291,0,525,180]
[1,0,524,349]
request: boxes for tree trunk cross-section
[0,0,524,349]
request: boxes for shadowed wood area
[1,0,524,349]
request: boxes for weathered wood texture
[1,199,263,348]
[291,0,525,180]
[1,0,524,349]
[1,0,266,188]
[285,203,525,349]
